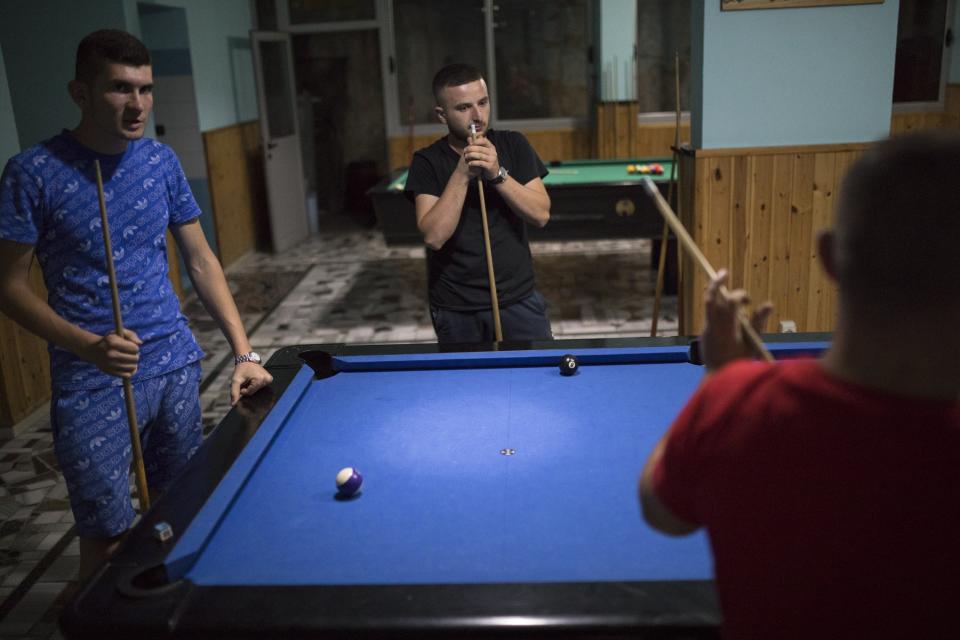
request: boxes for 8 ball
[559,354,578,376]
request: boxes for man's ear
[435,105,446,124]
[817,229,838,282]
[68,80,87,110]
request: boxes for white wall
[124,0,256,131]
[693,0,900,148]
[0,44,21,161]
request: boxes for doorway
[292,31,386,229]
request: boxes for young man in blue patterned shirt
[0,29,272,579]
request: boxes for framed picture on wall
[721,0,883,10]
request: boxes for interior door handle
[267,141,278,150]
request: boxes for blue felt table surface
[173,352,725,587]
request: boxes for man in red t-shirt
[639,132,960,639]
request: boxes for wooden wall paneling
[632,122,692,159]
[677,150,697,334]
[729,155,750,290]
[595,101,639,158]
[605,103,620,157]
[607,102,622,157]
[240,121,270,250]
[13,286,49,417]
[619,102,636,158]
[678,143,867,336]
[522,129,592,162]
[595,103,608,157]
[388,129,591,171]
[18,264,50,418]
[686,156,735,334]
[890,111,946,135]
[165,231,184,302]
[682,155,711,334]
[388,133,439,171]
[745,154,774,310]
[707,157,734,276]
[388,118,693,169]
[805,152,837,330]
[0,262,51,428]
[889,85,960,134]
[768,153,795,330]
[786,153,816,331]
[204,122,259,268]
[597,102,614,157]
[0,313,25,426]
[946,85,960,129]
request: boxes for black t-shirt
[405,129,548,311]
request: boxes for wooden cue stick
[651,51,682,337]
[93,160,151,511]
[640,177,774,363]
[470,125,503,342]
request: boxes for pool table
[368,158,678,245]
[61,335,829,639]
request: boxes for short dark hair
[432,63,483,103]
[75,29,151,84]
[834,131,960,305]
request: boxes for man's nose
[128,91,145,110]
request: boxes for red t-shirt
[653,358,960,639]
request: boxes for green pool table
[368,158,678,245]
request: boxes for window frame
[891,0,956,113]
[260,0,695,138]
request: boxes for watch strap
[235,351,261,365]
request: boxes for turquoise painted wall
[597,0,637,101]
[0,0,253,151]
[694,0,900,148]
[690,0,705,146]
[124,0,255,131]
[139,5,191,50]
[0,0,126,149]
[951,4,960,83]
[0,44,20,161]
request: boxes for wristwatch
[234,351,262,365]
[488,166,508,185]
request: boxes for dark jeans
[430,290,553,344]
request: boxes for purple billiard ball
[336,467,363,497]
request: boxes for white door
[251,31,310,252]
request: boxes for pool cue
[641,177,774,363]
[470,124,503,342]
[93,160,151,511]
[651,51,682,337]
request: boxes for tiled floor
[0,216,677,639]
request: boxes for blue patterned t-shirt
[0,132,204,390]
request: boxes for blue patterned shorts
[51,363,203,538]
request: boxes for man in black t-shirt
[405,63,553,344]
